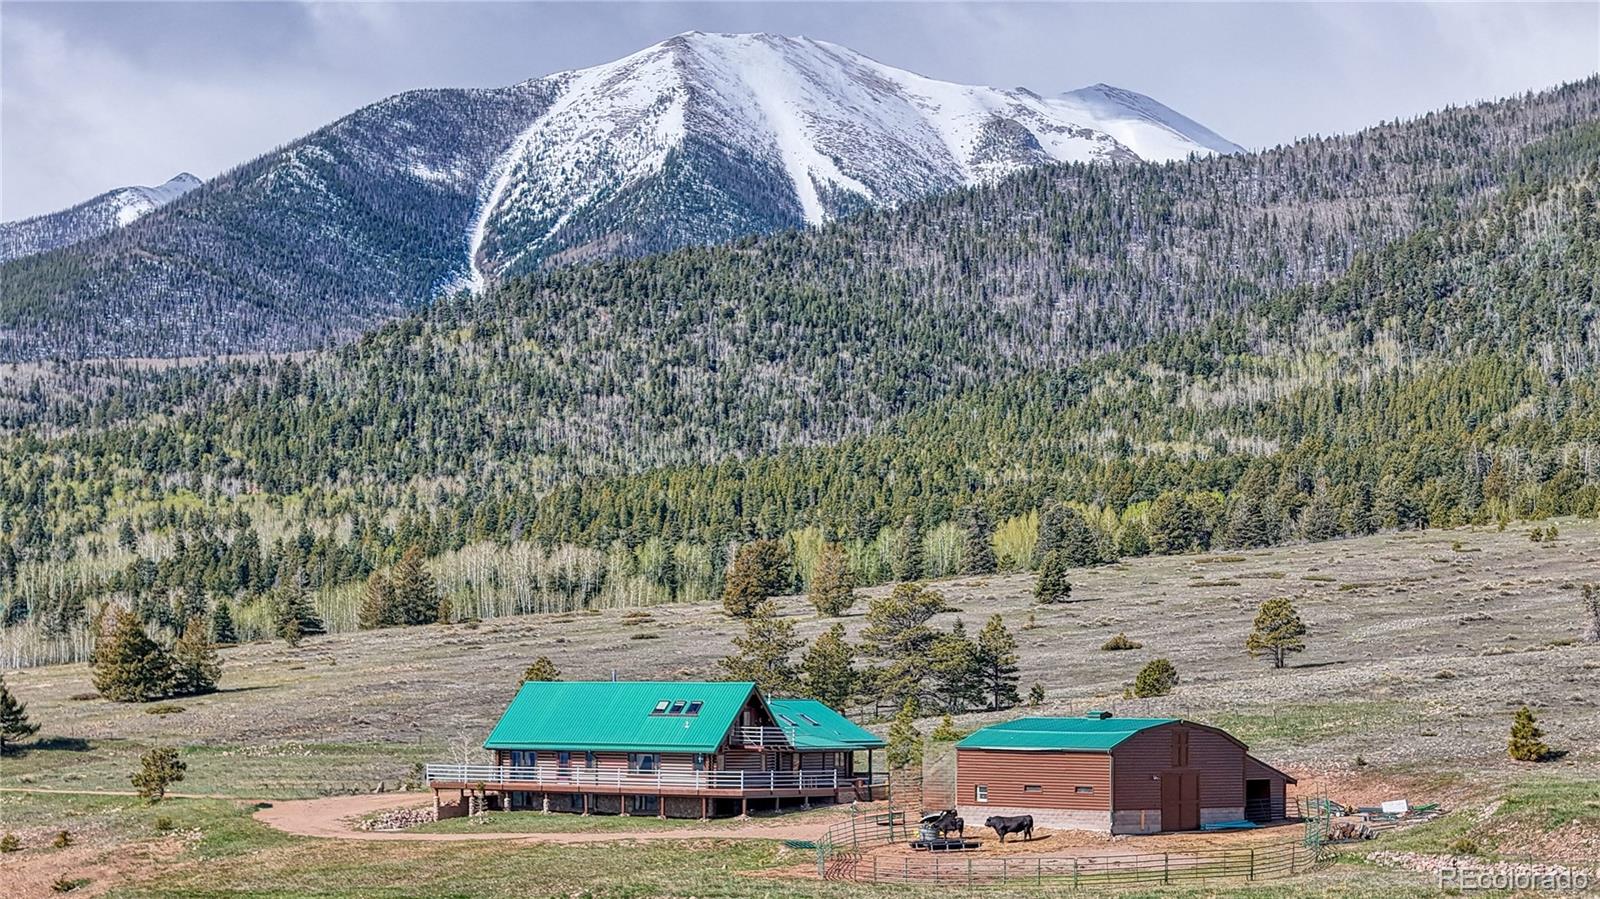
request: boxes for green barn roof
[955,715,1178,752]
[768,698,885,750]
[483,682,881,753]
[484,681,757,753]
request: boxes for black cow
[931,810,964,839]
[984,814,1034,843]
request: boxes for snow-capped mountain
[0,32,1240,360]
[471,32,1241,283]
[0,173,201,263]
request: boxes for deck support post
[700,797,708,821]
[541,794,549,814]
[657,794,666,820]
[432,788,440,819]
[740,797,748,818]
[582,793,590,816]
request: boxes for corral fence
[811,776,1329,888]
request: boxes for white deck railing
[424,764,888,793]
[735,726,793,748]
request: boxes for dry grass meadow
[2,518,1597,896]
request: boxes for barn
[954,713,1296,834]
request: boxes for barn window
[975,784,989,802]
[1075,786,1094,794]
[1024,785,1043,793]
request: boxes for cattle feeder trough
[911,811,982,851]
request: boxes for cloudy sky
[3,1,1596,221]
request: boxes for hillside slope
[0,32,1240,361]
[0,173,200,262]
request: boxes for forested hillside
[1,78,1597,666]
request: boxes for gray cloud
[3,1,1596,221]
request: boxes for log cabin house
[955,713,1296,834]
[425,680,887,819]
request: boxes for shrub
[131,747,187,802]
[52,830,72,848]
[1447,837,1481,856]
[145,704,185,716]
[52,876,90,893]
[1131,659,1178,698]
[1101,633,1142,651]
[154,816,174,832]
[0,832,19,852]
[1507,706,1550,762]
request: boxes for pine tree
[131,746,186,803]
[1507,706,1550,762]
[1027,683,1046,707]
[807,543,856,617]
[0,674,39,753]
[1034,500,1067,567]
[861,582,947,712]
[718,601,802,696]
[173,583,208,632]
[1059,508,1103,567]
[721,539,790,618]
[390,546,441,625]
[1034,550,1074,603]
[117,519,138,552]
[800,623,856,709]
[894,515,924,582]
[930,713,963,742]
[274,575,324,646]
[960,506,997,575]
[170,617,222,697]
[1131,658,1178,698]
[1149,492,1204,555]
[358,571,396,629]
[1300,490,1342,541]
[1246,598,1308,669]
[521,657,560,682]
[974,614,1021,711]
[210,600,237,645]
[929,620,983,713]
[885,699,923,771]
[91,609,173,702]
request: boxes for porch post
[582,793,590,816]
[740,796,748,818]
[701,796,708,821]
[658,793,666,820]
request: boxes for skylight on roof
[668,700,687,715]
[685,701,702,716]
[651,700,670,715]
[799,714,820,726]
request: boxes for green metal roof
[955,715,1178,752]
[484,681,757,753]
[768,699,885,751]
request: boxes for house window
[668,700,687,715]
[685,701,703,716]
[557,751,571,773]
[652,701,671,715]
[1075,786,1094,794]
[629,753,658,772]
[975,785,989,803]
[511,750,535,767]
[1024,785,1043,793]
[693,754,706,771]
[585,751,596,769]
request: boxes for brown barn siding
[955,748,1112,810]
[1244,755,1291,819]
[1110,723,1246,811]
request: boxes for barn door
[1159,772,1201,831]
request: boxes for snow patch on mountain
[465,32,1241,287]
[1,173,201,262]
